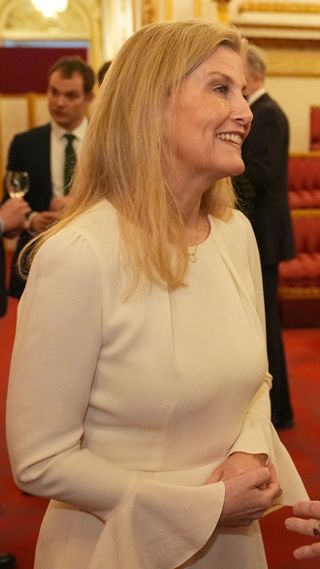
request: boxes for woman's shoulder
[208,209,261,279]
[64,199,119,253]
[69,199,118,237]
[35,200,119,271]
[210,208,254,238]
[209,208,258,262]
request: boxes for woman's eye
[243,94,250,102]
[213,85,229,95]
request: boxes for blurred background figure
[0,553,16,569]
[0,198,30,316]
[3,56,95,299]
[97,60,112,86]
[233,43,295,430]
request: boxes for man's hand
[0,198,31,233]
[29,211,58,234]
[285,501,320,559]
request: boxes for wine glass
[5,171,29,199]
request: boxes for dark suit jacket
[233,93,295,267]
[5,123,52,298]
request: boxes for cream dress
[6,200,307,569]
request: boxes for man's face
[47,70,93,131]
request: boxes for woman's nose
[235,97,253,128]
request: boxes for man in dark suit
[5,56,95,298]
[233,44,295,429]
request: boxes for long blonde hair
[23,20,244,291]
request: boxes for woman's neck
[181,205,210,247]
[171,175,211,245]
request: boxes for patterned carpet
[1,297,319,568]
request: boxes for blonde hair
[23,20,244,292]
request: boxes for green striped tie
[63,133,76,195]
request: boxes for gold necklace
[188,215,203,263]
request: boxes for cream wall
[150,0,218,23]
[266,76,320,153]
[171,0,194,19]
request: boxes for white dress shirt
[248,87,266,107]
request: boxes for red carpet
[1,297,320,568]
[0,298,48,568]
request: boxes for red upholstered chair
[279,212,320,327]
[310,106,320,151]
[279,151,320,326]
[288,153,320,209]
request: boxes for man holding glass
[4,56,95,298]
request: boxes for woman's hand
[285,501,320,559]
[219,465,281,527]
[207,451,268,484]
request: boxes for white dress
[6,200,308,569]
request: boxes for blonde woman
[6,20,307,569]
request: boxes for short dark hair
[48,56,95,93]
[97,60,112,86]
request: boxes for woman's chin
[232,160,246,177]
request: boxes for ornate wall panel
[0,0,102,69]
[0,0,90,39]
[227,0,320,77]
[253,44,320,77]
[230,0,320,35]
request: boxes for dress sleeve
[227,217,308,506]
[6,228,226,569]
[6,230,138,516]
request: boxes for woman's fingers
[251,466,271,488]
[293,542,320,560]
[220,467,281,526]
[286,516,320,537]
[293,500,320,518]
[206,465,223,484]
[285,503,320,560]
[266,462,278,483]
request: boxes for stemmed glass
[5,171,29,199]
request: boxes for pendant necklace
[188,247,199,263]
[188,215,203,263]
